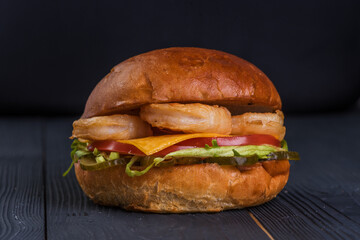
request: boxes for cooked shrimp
[72,114,153,140]
[231,110,286,140]
[140,103,232,134]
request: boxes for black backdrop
[1,0,359,115]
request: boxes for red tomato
[89,134,280,157]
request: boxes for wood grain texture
[44,111,360,239]
[0,118,44,240]
[45,118,271,240]
[249,111,360,239]
[2,110,356,239]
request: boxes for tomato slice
[89,134,280,157]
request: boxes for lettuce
[65,139,294,178]
[63,139,92,176]
[64,139,127,177]
[281,139,288,151]
[125,156,165,177]
[167,145,283,159]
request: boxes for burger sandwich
[64,47,299,213]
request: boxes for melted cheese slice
[117,133,229,155]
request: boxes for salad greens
[64,138,297,178]
[63,139,122,176]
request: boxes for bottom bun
[75,161,290,213]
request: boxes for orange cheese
[117,133,229,155]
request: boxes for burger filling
[64,103,299,177]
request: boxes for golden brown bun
[82,47,281,118]
[75,160,290,213]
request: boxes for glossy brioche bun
[75,160,290,213]
[82,47,281,118]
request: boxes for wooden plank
[45,111,360,239]
[45,118,271,240]
[249,112,360,239]
[0,118,45,240]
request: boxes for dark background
[1,2,360,239]
[1,0,359,115]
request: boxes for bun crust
[82,47,281,118]
[74,160,290,213]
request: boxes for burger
[64,47,299,213]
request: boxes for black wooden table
[1,110,360,239]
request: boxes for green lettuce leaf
[63,139,91,177]
[281,139,288,151]
[125,156,165,177]
[66,138,294,178]
[64,139,126,176]
[166,145,283,159]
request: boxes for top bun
[82,47,281,118]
